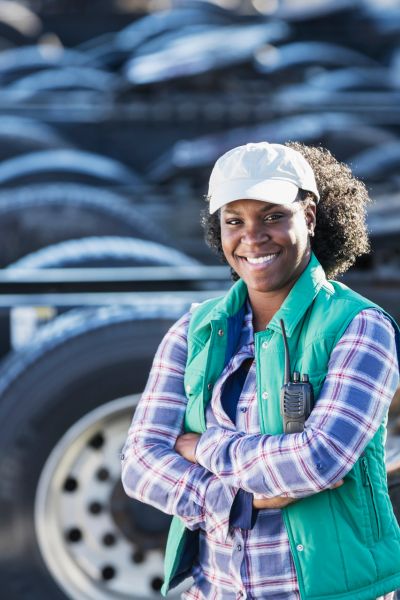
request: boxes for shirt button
[262,341,268,349]
[262,391,269,400]
[218,329,224,336]
[207,383,213,391]
[240,407,247,413]
[237,544,242,551]
[297,544,304,552]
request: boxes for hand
[253,495,297,509]
[253,479,344,509]
[175,433,201,463]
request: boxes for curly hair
[201,142,371,280]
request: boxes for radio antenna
[280,319,291,385]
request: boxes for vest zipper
[361,456,381,541]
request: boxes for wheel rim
[35,395,184,599]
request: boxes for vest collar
[208,252,327,338]
[268,252,327,337]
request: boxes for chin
[248,279,277,293]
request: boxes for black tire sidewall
[0,315,175,599]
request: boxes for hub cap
[35,395,186,599]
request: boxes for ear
[304,200,317,236]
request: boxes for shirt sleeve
[121,311,237,541]
[195,309,399,498]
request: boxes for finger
[330,479,344,489]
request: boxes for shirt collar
[211,252,327,338]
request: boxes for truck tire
[0,183,168,266]
[0,45,88,86]
[5,66,121,100]
[0,304,191,599]
[8,236,199,269]
[0,148,142,188]
[0,115,70,162]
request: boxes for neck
[249,285,294,333]
[247,252,313,332]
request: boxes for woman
[121,142,400,600]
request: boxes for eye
[225,218,242,225]
[264,213,283,222]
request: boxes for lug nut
[96,467,110,482]
[63,477,78,492]
[66,528,82,543]
[101,565,116,581]
[102,533,117,547]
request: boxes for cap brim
[209,179,299,214]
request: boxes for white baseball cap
[207,142,320,214]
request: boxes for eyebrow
[222,203,278,215]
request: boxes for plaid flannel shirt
[122,305,399,600]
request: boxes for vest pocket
[360,456,381,543]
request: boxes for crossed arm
[174,432,343,508]
[122,309,399,528]
[121,313,238,540]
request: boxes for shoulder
[165,310,192,341]
[155,311,192,360]
[329,308,399,385]
[189,294,225,316]
[186,294,227,335]
[343,308,397,343]
[321,280,379,309]
[313,281,397,337]
[336,308,399,372]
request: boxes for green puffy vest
[161,253,400,599]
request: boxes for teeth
[246,253,278,264]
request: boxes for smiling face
[220,197,316,308]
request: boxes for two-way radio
[279,319,313,433]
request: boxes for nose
[241,222,270,246]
